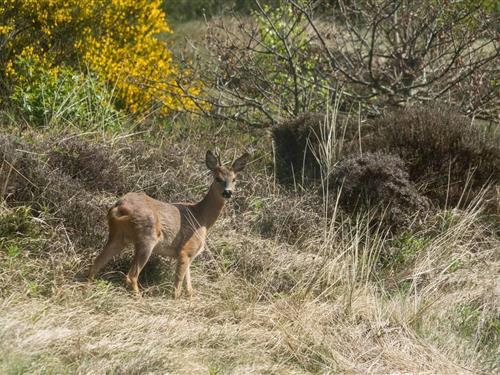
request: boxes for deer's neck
[193,183,225,229]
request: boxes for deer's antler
[214,147,222,166]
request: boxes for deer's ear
[206,150,219,171]
[232,152,249,172]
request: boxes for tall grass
[307,94,352,217]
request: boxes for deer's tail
[108,200,131,222]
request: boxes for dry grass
[0,125,499,374]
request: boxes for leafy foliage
[195,0,332,125]
[195,0,499,125]
[9,52,123,129]
[253,2,329,115]
[0,205,47,256]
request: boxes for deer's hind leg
[88,233,126,280]
[126,236,158,295]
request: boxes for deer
[87,150,249,299]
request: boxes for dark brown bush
[272,112,367,185]
[366,104,500,207]
[330,152,430,229]
[47,138,131,194]
[0,134,48,204]
[119,141,189,202]
[272,112,324,184]
[0,135,111,248]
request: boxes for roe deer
[88,150,249,298]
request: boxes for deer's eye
[215,177,224,183]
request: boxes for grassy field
[0,116,498,374]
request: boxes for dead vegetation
[47,137,132,195]
[366,104,500,208]
[330,152,430,229]
[272,105,499,219]
[0,123,498,374]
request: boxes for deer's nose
[222,190,232,198]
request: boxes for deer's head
[206,150,249,199]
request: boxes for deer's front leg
[184,242,206,298]
[173,253,190,299]
[173,232,205,299]
[183,265,193,297]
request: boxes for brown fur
[88,150,249,298]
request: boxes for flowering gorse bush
[1,0,201,114]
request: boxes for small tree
[290,0,499,119]
[184,0,334,126]
[188,0,498,125]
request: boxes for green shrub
[385,232,429,267]
[200,1,336,125]
[0,205,47,256]
[10,55,124,130]
[0,205,37,240]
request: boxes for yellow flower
[1,0,202,113]
[5,61,16,77]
